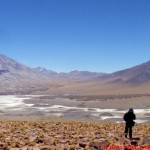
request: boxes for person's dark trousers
[125,124,132,139]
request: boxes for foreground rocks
[0,120,149,150]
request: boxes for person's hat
[129,108,133,112]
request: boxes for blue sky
[0,0,150,73]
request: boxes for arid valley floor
[0,95,149,149]
[0,95,150,123]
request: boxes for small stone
[79,142,87,148]
[142,136,150,145]
[89,141,109,150]
[41,145,51,150]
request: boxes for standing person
[123,108,136,140]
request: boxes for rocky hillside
[0,120,149,149]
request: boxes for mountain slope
[44,60,150,95]
[1,54,150,95]
[0,54,106,94]
[93,61,150,85]
[0,55,53,94]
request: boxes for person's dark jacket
[123,111,136,127]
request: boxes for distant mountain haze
[0,54,150,95]
[34,67,106,80]
[0,55,53,94]
[99,60,150,85]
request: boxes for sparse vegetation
[0,120,149,149]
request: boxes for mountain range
[34,67,106,80]
[0,54,150,95]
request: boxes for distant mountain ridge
[99,60,150,85]
[34,66,106,81]
[1,54,150,94]
[0,55,52,94]
[0,54,106,94]
[0,54,31,72]
[0,55,106,80]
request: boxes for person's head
[128,108,134,112]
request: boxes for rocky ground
[0,120,149,150]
